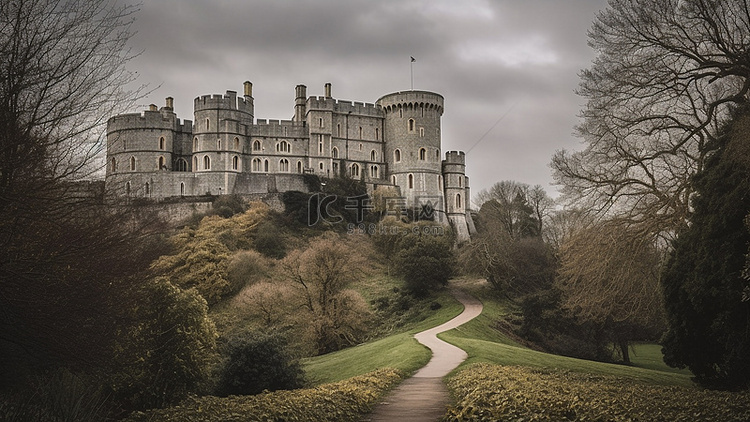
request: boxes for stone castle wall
[105,82,476,241]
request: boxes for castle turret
[377,90,444,217]
[105,96,192,198]
[294,84,307,122]
[442,151,472,242]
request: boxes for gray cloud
[122,0,607,200]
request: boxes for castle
[105,82,475,241]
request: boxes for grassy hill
[304,277,692,388]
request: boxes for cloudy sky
[123,0,608,201]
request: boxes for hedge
[445,363,750,421]
[125,368,402,422]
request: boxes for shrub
[395,225,455,297]
[111,278,217,411]
[445,363,750,421]
[125,369,403,422]
[226,250,270,293]
[214,332,305,397]
[253,221,287,258]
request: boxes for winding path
[363,289,483,421]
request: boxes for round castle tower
[106,97,187,197]
[377,90,445,219]
[192,82,254,177]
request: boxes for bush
[253,221,287,258]
[214,332,305,397]
[394,225,455,297]
[226,250,270,293]
[125,369,403,422]
[0,369,111,422]
[111,278,217,411]
[445,363,750,421]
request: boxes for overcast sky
[123,0,608,202]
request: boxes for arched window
[297,161,302,173]
[277,141,290,153]
[129,156,136,171]
[206,118,210,131]
[279,158,289,172]
[399,107,403,118]
[408,119,415,132]
[419,127,424,137]
[145,182,150,195]
[253,140,261,151]
[319,162,324,170]
[110,157,117,173]
[438,175,443,190]
[232,155,239,171]
[203,155,210,170]
[351,163,360,177]
[193,156,198,172]
[180,182,185,196]
[125,181,131,196]
[370,165,379,179]
[159,136,165,150]
[358,126,363,139]
[375,128,379,140]
[459,176,463,188]
[193,137,198,151]
[408,173,414,189]
[456,193,462,209]
[332,162,339,175]
[419,148,426,161]
[252,158,262,172]
[332,147,339,158]
[217,139,222,150]
[370,150,377,161]
[158,156,166,170]
[337,123,341,137]
[436,149,440,159]
[264,159,269,172]
[394,149,401,162]
[391,175,397,185]
[176,158,188,172]
[234,137,240,150]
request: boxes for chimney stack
[149,104,157,111]
[244,81,253,97]
[324,82,332,98]
[165,97,174,109]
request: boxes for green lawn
[305,278,695,389]
[440,279,695,388]
[302,290,464,385]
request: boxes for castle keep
[105,82,475,240]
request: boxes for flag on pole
[411,56,416,62]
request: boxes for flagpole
[410,56,415,90]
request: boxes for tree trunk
[619,341,630,364]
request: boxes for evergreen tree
[661,109,750,390]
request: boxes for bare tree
[556,220,665,362]
[552,0,750,239]
[0,0,149,386]
[281,234,370,354]
[0,0,142,210]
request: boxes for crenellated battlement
[443,150,466,164]
[307,96,384,117]
[254,119,307,137]
[376,90,444,115]
[194,90,253,114]
[107,109,192,134]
